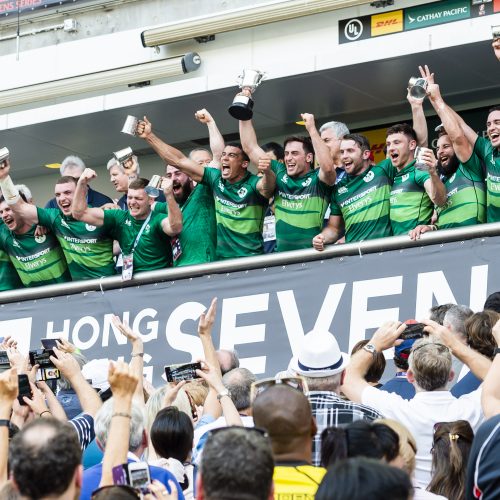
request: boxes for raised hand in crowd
[22,381,52,418]
[0,336,17,351]
[0,368,17,486]
[99,360,139,488]
[136,116,153,139]
[51,347,102,417]
[6,347,28,374]
[197,297,220,372]
[56,337,78,354]
[194,108,214,124]
[112,315,145,404]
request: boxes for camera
[112,462,151,493]
[29,349,60,381]
[400,323,426,340]
[164,362,202,383]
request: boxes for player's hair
[342,133,371,152]
[283,136,314,156]
[386,123,417,142]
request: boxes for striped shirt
[308,391,382,466]
[69,413,95,450]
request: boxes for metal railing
[1,221,499,305]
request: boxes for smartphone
[18,374,32,405]
[164,362,202,383]
[0,351,10,373]
[41,338,59,350]
[400,323,426,340]
[126,462,151,492]
[29,349,60,381]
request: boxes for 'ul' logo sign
[344,19,363,41]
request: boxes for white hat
[82,358,110,392]
[289,329,349,378]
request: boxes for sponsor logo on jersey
[449,173,456,184]
[144,224,151,234]
[402,174,410,182]
[282,174,289,184]
[301,177,312,187]
[218,180,225,192]
[61,219,70,229]
[12,240,20,248]
[85,224,96,232]
[363,171,375,183]
[238,187,248,198]
[338,186,348,194]
[35,234,46,244]
[125,219,132,226]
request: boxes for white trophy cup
[228,69,266,121]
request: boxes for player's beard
[173,179,193,205]
[437,153,460,178]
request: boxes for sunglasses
[250,376,309,401]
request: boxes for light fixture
[0,52,201,109]
[141,0,373,47]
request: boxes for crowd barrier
[1,222,500,384]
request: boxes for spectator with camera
[342,320,488,488]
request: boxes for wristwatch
[363,343,377,357]
[217,389,231,401]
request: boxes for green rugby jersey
[436,154,486,229]
[0,224,70,287]
[153,183,217,267]
[201,168,267,260]
[37,208,115,280]
[0,220,22,291]
[330,160,396,243]
[103,209,172,273]
[271,160,333,251]
[473,136,500,222]
[390,160,433,235]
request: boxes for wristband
[39,410,52,418]
[112,412,132,419]
[0,419,9,427]
[0,176,19,205]
[131,352,144,358]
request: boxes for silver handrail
[1,221,499,305]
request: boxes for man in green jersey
[154,164,217,267]
[313,134,396,248]
[417,65,499,223]
[410,130,486,239]
[386,123,447,235]
[240,113,336,252]
[0,162,115,281]
[72,169,182,275]
[0,194,70,287]
[136,117,273,260]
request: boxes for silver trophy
[414,146,431,171]
[228,69,266,121]
[0,147,9,164]
[493,25,500,39]
[121,115,139,136]
[113,147,134,165]
[145,175,163,198]
[408,77,428,100]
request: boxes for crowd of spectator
[1,291,500,499]
[0,64,497,290]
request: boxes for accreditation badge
[121,253,134,281]
[171,236,183,262]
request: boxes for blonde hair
[408,338,451,391]
[145,385,192,433]
[376,418,417,475]
[184,380,209,406]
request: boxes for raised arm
[195,109,225,168]
[239,118,267,166]
[160,177,182,236]
[302,113,336,185]
[408,90,428,147]
[312,215,345,250]
[255,157,276,199]
[422,66,473,163]
[51,348,102,417]
[137,116,205,183]
[0,160,39,224]
[419,65,478,147]
[72,169,105,225]
[99,361,138,488]
[342,322,405,403]
[0,368,17,488]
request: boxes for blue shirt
[451,370,481,398]
[80,458,185,500]
[380,374,416,400]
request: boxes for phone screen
[164,362,202,383]
[41,338,58,350]
[18,374,32,405]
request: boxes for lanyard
[130,212,152,254]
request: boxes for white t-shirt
[362,386,484,488]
